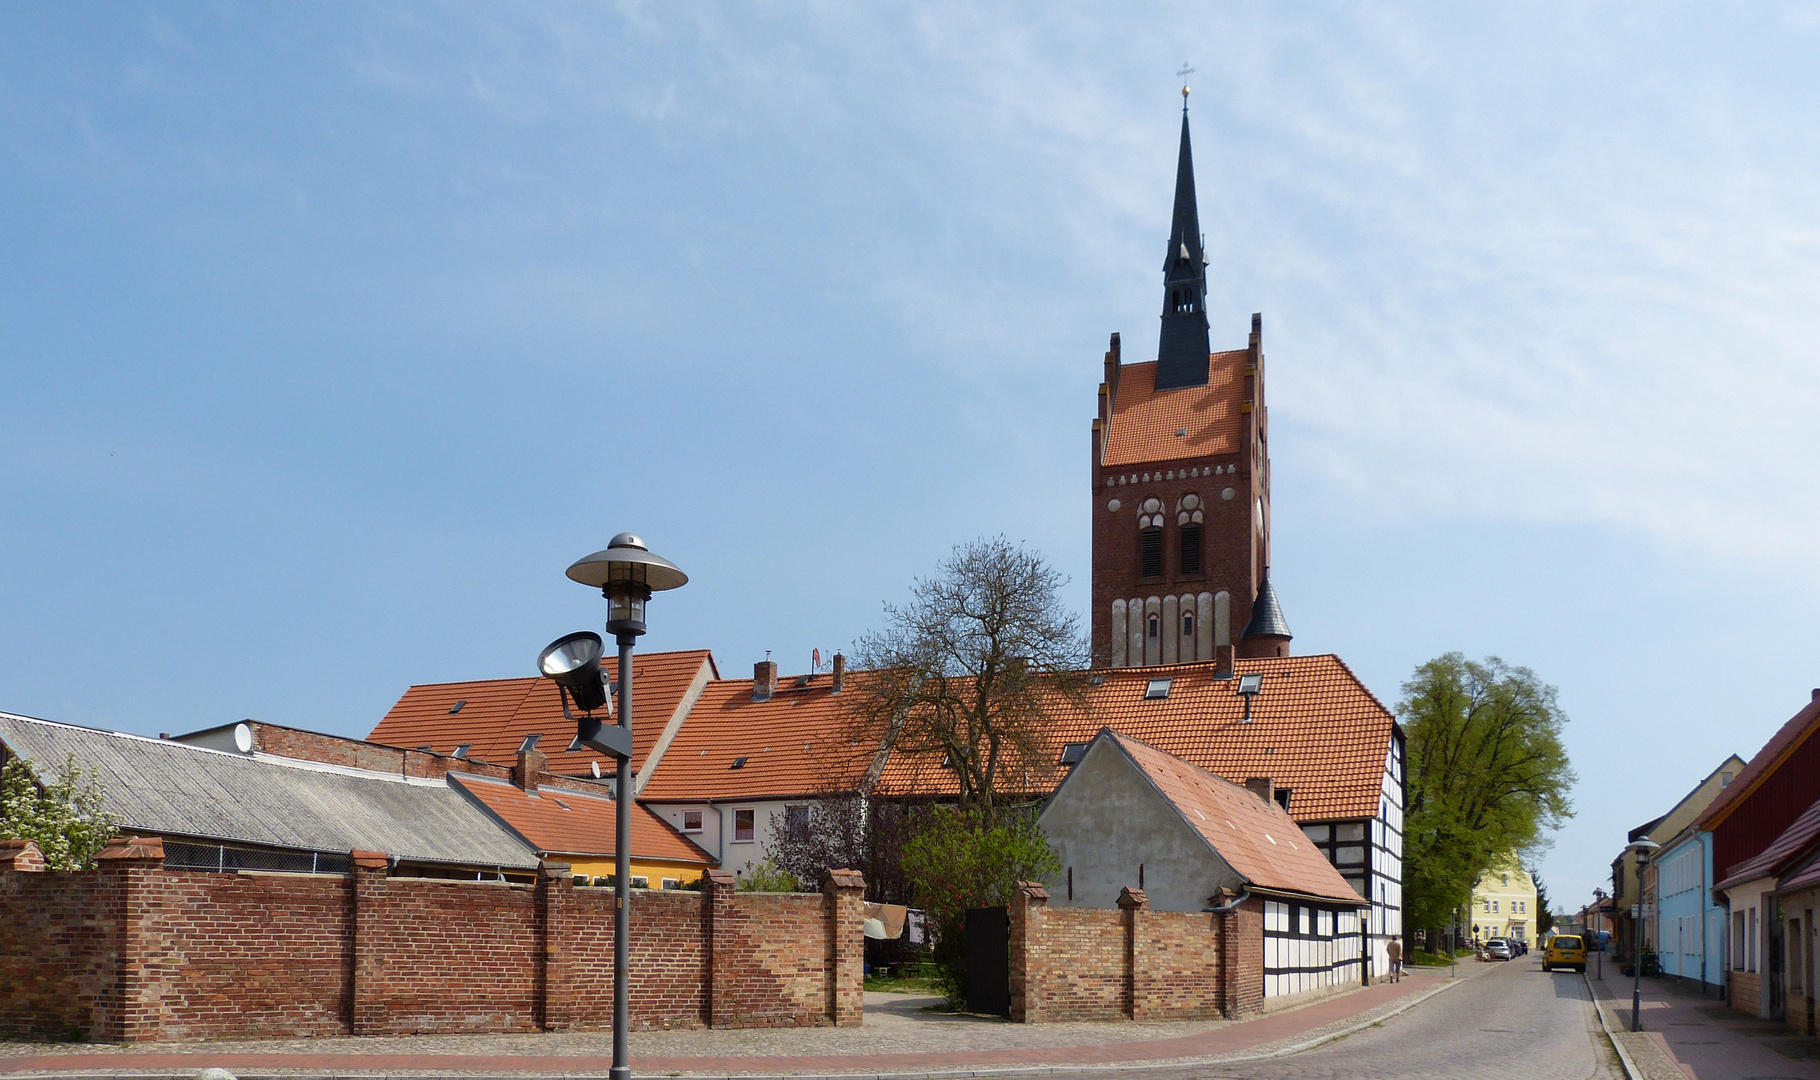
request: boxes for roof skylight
[1144,678,1173,700]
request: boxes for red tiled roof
[872,655,1397,822]
[1102,353,1249,467]
[369,650,717,781]
[1105,731,1363,905]
[636,673,876,802]
[1716,794,1820,891]
[450,774,712,865]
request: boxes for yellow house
[1470,858,1539,943]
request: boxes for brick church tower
[1090,98,1290,668]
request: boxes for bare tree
[844,537,1089,815]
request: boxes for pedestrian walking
[1387,936,1404,982]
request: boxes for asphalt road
[1068,956,1623,1080]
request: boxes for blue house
[1648,755,1746,992]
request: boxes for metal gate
[965,905,1010,1016]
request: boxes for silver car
[1485,938,1513,960]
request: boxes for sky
[4,3,1820,911]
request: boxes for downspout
[1700,833,1710,997]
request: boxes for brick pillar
[703,868,738,1027]
[1009,881,1049,1022]
[822,868,866,1027]
[0,838,45,872]
[95,835,166,1043]
[537,861,574,1030]
[349,850,389,1034]
[1117,886,1148,1020]
[1217,892,1263,1019]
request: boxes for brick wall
[0,864,117,1040]
[1730,970,1761,1016]
[0,838,863,1043]
[1009,882,1261,1023]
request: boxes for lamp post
[1628,840,1659,1033]
[540,534,687,1080]
[1593,888,1607,979]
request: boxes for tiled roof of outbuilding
[871,654,1397,822]
[1102,353,1250,467]
[369,649,717,781]
[450,774,712,865]
[1104,730,1363,905]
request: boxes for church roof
[1242,574,1292,639]
[1102,352,1249,467]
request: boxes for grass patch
[1408,949,1467,966]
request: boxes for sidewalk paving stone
[1586,954,1820,1080]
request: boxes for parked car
[1485,938,1514,960]
[1542,934,1586,972]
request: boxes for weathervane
[1177,63,1195,110]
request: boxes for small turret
[1238,572,1291,658]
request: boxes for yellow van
[1542,934,1587,973]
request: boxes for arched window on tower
[1177,494,1204,575]
[1138,498,1165,579]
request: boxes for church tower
[1090,95,1289,668]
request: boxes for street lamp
[1592,888,1607,979]
[1628,840,1659,1033]
[540,533,687,1080]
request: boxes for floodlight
[539,631,608,713]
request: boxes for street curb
[0,980,1465,1080]
[1582,972,1643,1080]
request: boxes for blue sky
[5,3,1819,909]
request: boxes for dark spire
[1155,100,1212,391]
[1241,572,1292,641]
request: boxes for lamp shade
[565,533,688,592]
[538,631,608,713]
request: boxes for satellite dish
[591,761,602,779]
[233,722,254,754]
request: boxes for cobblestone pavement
[1071,955,1621,1080]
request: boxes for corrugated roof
[368,649,716,781]
[0,712,538,869]
[637,673,875,802]
[1103,353,1249,467]
[1105,730,1363,905]
[1716,794,1820,891]
[1695,693,1820,832]
[450,774,712,865]
[871,654,1397,822]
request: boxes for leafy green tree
[1399,654,1575,938]
[0,754,116,870]
[901,804,1060,1006]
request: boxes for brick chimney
[831,653,846,694]
[515,748,547,792]
[754,660,778,702]
[1245,776,1275,804]
[1213,644,1235,681]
